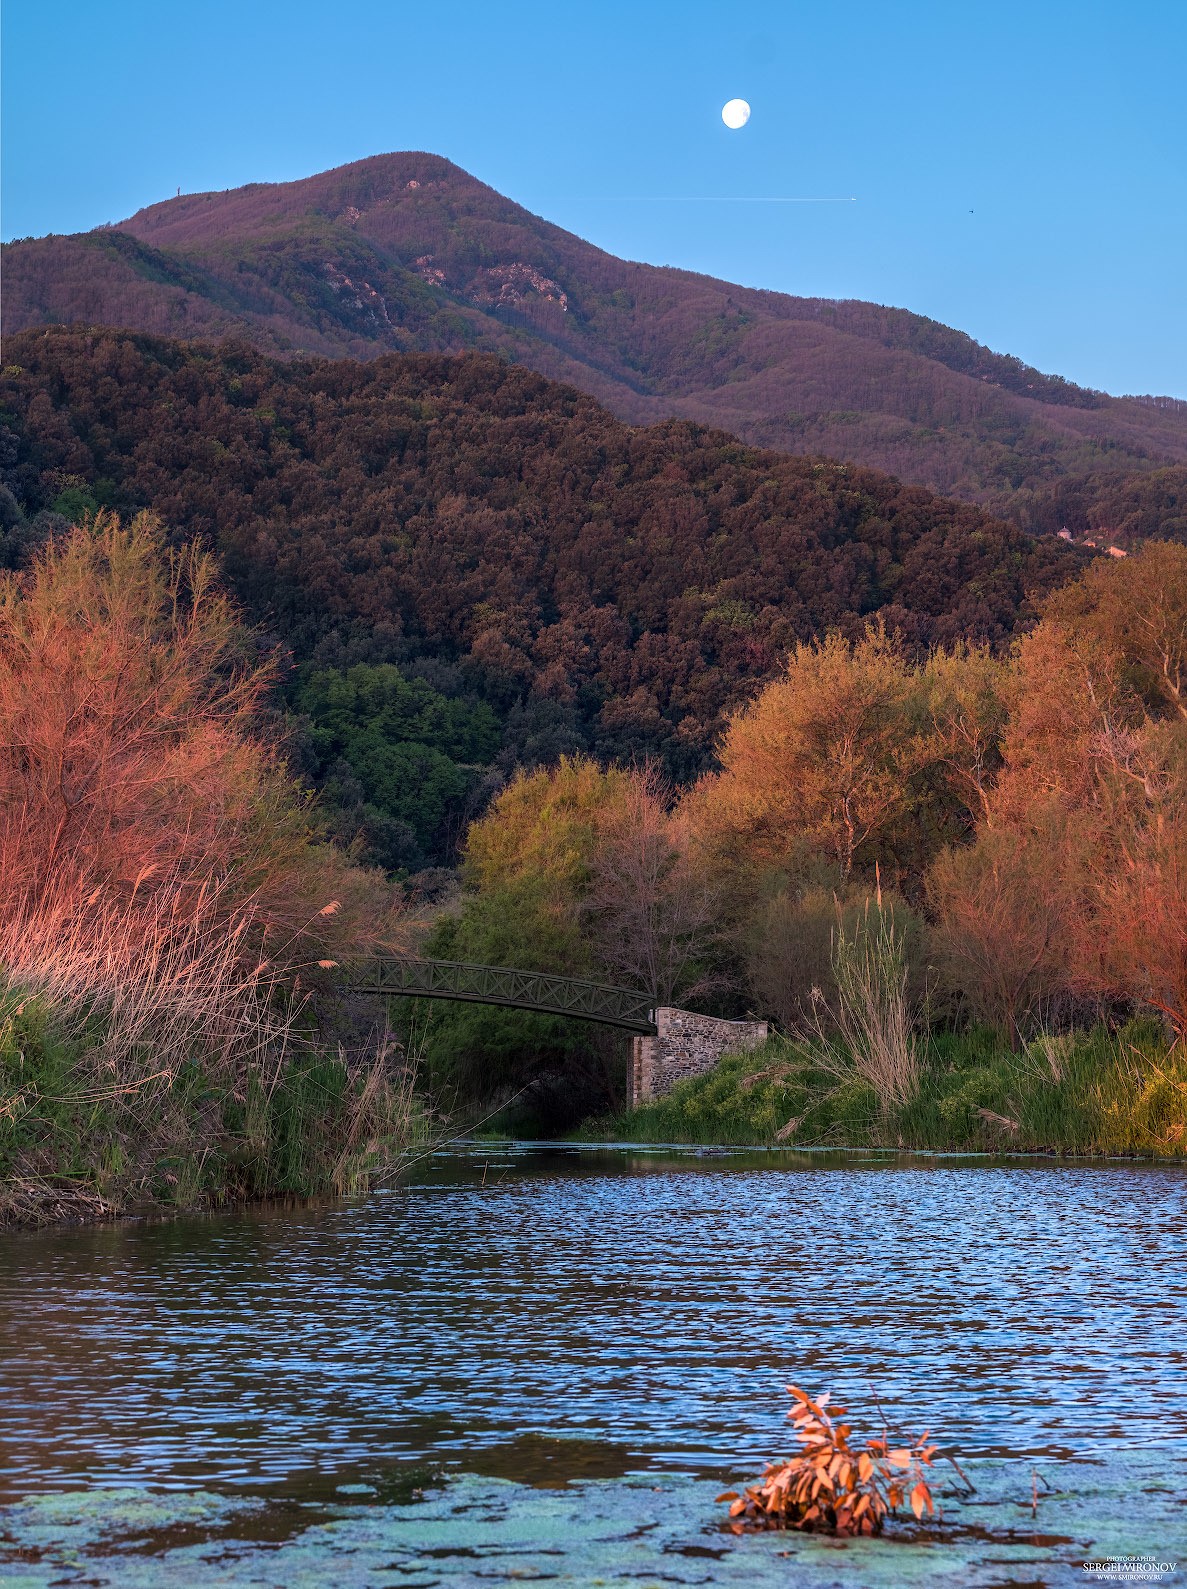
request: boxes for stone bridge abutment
[629,1007,769,1108]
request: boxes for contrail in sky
[545,196,858,203]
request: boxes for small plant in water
[718,1386,937,1536]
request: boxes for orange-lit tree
[687,628,1007,895]
[929,543,1187,1042]
[0,512,392,1037]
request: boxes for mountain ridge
[5,151,1187,526]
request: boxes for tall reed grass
[806,902,921,1115]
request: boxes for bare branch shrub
[927,825,1070,1049]
[587,763,721,1004]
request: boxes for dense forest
[0,327,1083,869]
[5,152,1186,522]
[1020,463,1187,542]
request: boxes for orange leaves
[927,542,1187,1043]
[721,1385,940,1538]
[689,628,930,882]
[1,511,266,906]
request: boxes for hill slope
[0,327,1080,777]
[5,153,1186,524]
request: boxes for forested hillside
[4,152,1186,524]
[0,326,1082,865]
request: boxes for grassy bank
[591,1021,1187,1157]
[0,986,427,1226]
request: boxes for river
[2,1144,1185,1586]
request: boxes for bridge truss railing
[342,957,658,1034]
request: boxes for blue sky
[3,0,1185,396]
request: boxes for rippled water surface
[2,1145,1186,1585]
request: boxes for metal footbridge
[342,957,658,1034]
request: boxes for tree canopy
[0,328,1083,859]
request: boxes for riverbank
[9,1003,1185,1229]
[0,988,425,1228]
[587,1020,1187,1157]
[0,515,421,1230]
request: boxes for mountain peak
[4,152,1186,524]
[121,151,490,247]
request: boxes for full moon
[721,98,751,130]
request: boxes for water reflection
[1,1145,1185,1499]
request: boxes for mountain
[0,327,1082,863]
[5,153,1186,527]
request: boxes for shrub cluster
[0,514,415,1219]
